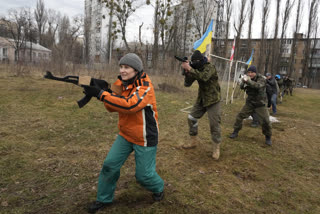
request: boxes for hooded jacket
[98,72,159,147]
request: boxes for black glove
[83,86,101,98]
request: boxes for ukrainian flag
[193,19,213,53]
[246,49,254,66]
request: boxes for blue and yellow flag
[193,19,213,53]
[246,49,254,66]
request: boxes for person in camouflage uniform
[283,75,294,96]
[181,50,222,160]
[229,65,272,146]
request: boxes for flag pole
[230,61,239,103]
[226,61,232,104]
[226,37,235,104]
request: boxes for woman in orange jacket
[84,53,164,213]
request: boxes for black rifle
[44,71,109,108]
[174,56,188,75]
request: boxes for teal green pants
[97,135,164,203]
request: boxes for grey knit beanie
[119,53,143,72]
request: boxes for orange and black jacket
[98,72,159,147]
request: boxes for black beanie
[191,50,204,61]
[247,65,257,73]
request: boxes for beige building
[217,33,320,86]
[0,36,51,63]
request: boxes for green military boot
[265,136,272,146]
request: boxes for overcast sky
[0,0,313,42]
[0,0,154,43]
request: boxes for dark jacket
[283,77,294,88]
[240,73,267,108]
[184,63,221,107]
[266,77,278,95]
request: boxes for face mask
[191,60,204,69]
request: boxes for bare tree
[0,17,12,38]
[247,0,255,59]
[309,19,319,87]
[258,0,270,73]
[54,15,83,71]
[101,0,115,64]
[277,0,295,74]
[181,0,194,56]
[270,0,281,74]
[26,9,36,62]
[224,0,232,59]
[157,0,175,70]
[233,0,247,61]
[42,9,60,49]
[138,22,144,47]
[5,8,29,62]
[147,0,160,68]
[34,0,47,45]
[147,0,179,69]
[105,0,142,51]
[302,0,319,86]
[192,0,216,36]
[288,0,302,77]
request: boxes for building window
[3,48,8,57]
[280,67,288,72]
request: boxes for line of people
[80,51,296,213]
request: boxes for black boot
[152,191,164,202]
[87,201,112,213]
[229,130,239,139]
[265,136,272,146]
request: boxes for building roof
[0,36,51,52]
[24,41,51,52]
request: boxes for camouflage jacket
[283,78,294,88]
[184,63,221,107]
[276,78,284,89]
[240,73,267,107]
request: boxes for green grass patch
[0,75,320,213]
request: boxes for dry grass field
[0,68,320,214]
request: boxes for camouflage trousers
[188,101,221,144]
[233,103,272,137]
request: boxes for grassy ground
[0,72,320,214]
